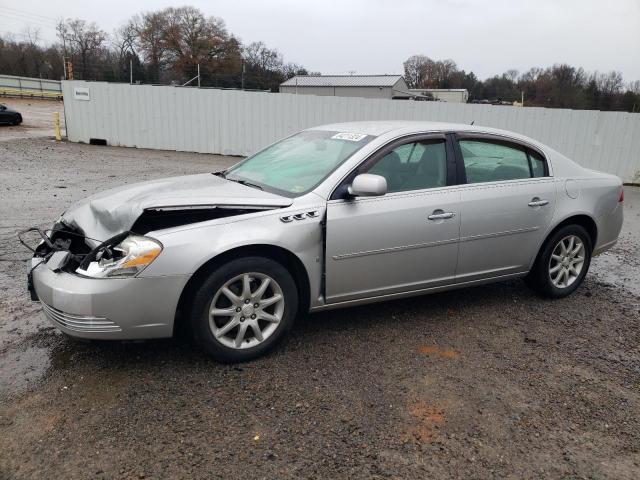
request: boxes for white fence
[1,74,62,98]
[61,80,640,183]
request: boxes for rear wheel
[526,224,592,298]
[189,256,298,362]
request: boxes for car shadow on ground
[19,279,534,378]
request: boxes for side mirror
[348,173,387,197]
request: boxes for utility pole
[197,64,201,88]
[130,58,133,85]
[521,91,524,107]
[62,56,67,80]
[241,61,245,90]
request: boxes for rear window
[459,139,547,183]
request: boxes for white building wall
[62,81,640,182]
[279,85,395,99]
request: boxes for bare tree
[56,19,107,79]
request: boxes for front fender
[139,207,326,307]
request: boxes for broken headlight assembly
[76,233,163,278]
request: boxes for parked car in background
[0,104,22,125]
[26,121,624,362]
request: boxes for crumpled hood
[62,173,292,243]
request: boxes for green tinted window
[460,140,531,183]
[226,130,373,196]
[529,150,547,177]
[367,140,447,192]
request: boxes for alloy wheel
[208,272,285,349]
[548,235,585,288]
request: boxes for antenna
[470,120,475,125]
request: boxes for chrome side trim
[332,237,458,261]
[41,302,122,333]
[460,226,539,242]
[310,271,529,312]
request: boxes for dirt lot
[0,137,639,479]
[0,98,65,141]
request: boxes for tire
[189,256,298,363]
[525,224,592,298]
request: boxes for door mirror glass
[348,174,387,197]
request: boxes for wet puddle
[590,247,640,297]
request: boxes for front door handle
[428,212,456,221]
[528,198,549,207]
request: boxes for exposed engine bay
[22,205,278,287]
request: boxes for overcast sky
[2,0,639,81]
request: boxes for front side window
[366,140,447,192]
[226,130,374,196]
[459,139,547,183]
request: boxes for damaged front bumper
[30,257,190,340]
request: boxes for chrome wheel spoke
[211,307,236,317]
[221,286,241,304]
[242,274,252,298]
[560,241,568,255]
[559,269,568,287]
[215,317,239,338]
[550,264,562,274]
[251,322,264,342]
[567,236,575,254]
[551,254,563,262]
[235,322,248,347]
[260,293,283,308]
[252,278,270,300]
[259,311,280,323]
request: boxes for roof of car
[310,120,494,136]
[310,120,553,154]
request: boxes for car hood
[61,173,292,243]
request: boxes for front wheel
[526,224,592,298]
[189,256,298,363]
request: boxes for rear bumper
[31,259,190,340]
[593,201,623,256]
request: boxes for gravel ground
[0,98,65,141]
[0,138,639,479]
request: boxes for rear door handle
[528,199,549,207]
[428,212,455,220]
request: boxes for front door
[325,137,461,304]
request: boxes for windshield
[225,130,374,196]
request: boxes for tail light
[619,188,624,203]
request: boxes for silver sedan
[28,121,624,362]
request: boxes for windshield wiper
[226,177,263,190]
[213,170,227,179]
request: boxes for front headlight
[77,234,163,278]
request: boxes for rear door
[325,134,461,304]
[454,135,556,282]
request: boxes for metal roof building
[279,75,411,99]
[409,88,469,103]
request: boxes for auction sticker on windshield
[331,132,368,142]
